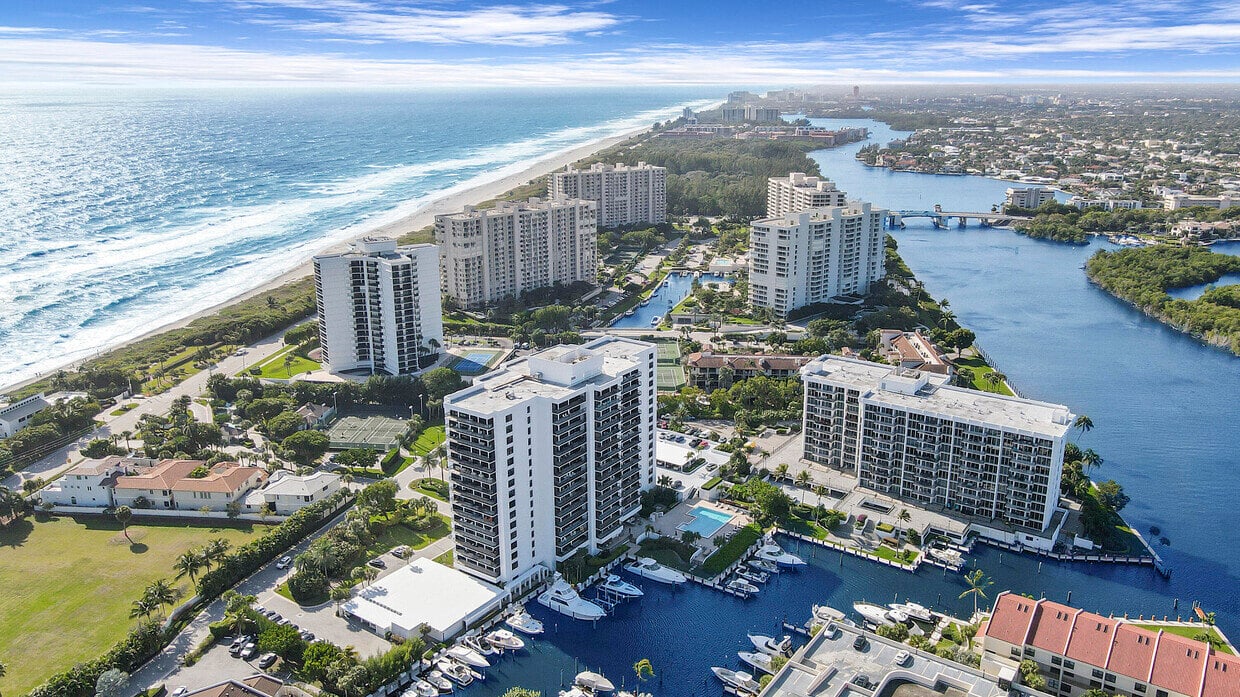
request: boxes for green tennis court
[656,342,682,363]
[326,414,407,449]
[657,365,686,391]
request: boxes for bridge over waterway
[887,209,1032,229]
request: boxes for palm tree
[120,430,133,451]
[984,371,1006,392]
[129,597,157,621]
[142,579,183,617]
[898,509,912,524]
[795,470,811,488]
[773,463,789,482]
[222,590,257,635]
[203,538,231,568]
[1074,414,1094,441]
[283,352,295,377]
[1080,448,1103,474]
[115,506,134,543]
[959,568,994,617]
[331,585,353,611]
[173,550,205,584]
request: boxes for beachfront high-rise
[435,197,598,308]
[801,355,1073,532]
[550,162,667,228]
[443,337,657,586]
[313,238,443,376]
[767,172,848,217]
[748,202,886,317]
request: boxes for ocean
[0,87,719,388]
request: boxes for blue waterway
[610,272,727,328]
[1165,241,1240,299]
[0,88,719,387]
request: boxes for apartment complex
[43,456,268,512]
[444,337,657,586]
[801,356,1073,532]
[981,592,1240,697]
[682,352,814,390]
[766,173,848,217]
[313,238,444,376]
[1006,186,1056,209]
[550,162,667,227]
[1068,197,1143,211]
[1163,193,1238,211]
[721,105,781,123]
[435,197,598,308]
[748,203,886,317]
[878,329,952,376]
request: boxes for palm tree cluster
[130,579,184,621]
[172,538,232,585]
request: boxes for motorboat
[424,671,453,693]
[446,644,490,667]
[890,601,935,622]
[737,650,776,674]
[624,309,635,317]
[462,634,500,657]
[624,557,687,585]
[435,659,474,686]
[486,628,526,651]
[711,667,761,693]
[506,606,545,635]
[748,633,792,656]
[886,607,910,624]
[599,573,644,597]
[650,317,660,327]
[854,601,895,626]
[640,299,650,306]
[573,671,615,692]
[736,568,768,585]
[726,577,760,595]
[756,543,806,568]
[408,680,437,697]
[747,558,780,574]
[538,578,607,620]
[929,547,963,565]
[812,604,847,624]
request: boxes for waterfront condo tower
[435,197,598,308]
[800,356,1073,532]
[748,203,886,317]
[766,173,849,217]
[443,337,657,586]
[550,162,667,228]
[313,237,444,376]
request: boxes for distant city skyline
[2,0,1239,85]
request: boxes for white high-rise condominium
[801,356,1073,532]
[767,172,848,217]
[443,337,657,586]
[550,162,667,227]
[1005,186,1055,210]
[435,197,598,308]
[313,238,444,376]
[748,202,886,317]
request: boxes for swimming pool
[678,505,735,538]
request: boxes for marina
[609,272,727,328]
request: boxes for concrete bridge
[886,209,1032,229]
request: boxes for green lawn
[871,544,918,566]
[0,516,270,696]
[409,426,446,456]
[412,478,449,501]
[1132,624,1234,654]
[251,345,320,379]
[953,354,1015,396]
[433,549,454,567]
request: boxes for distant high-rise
[444,337,657,585]
[313,238,443,376]
[721,105,781,123]
[767,172,848,217]
[801,356,1073,532]
[550,162,667,228]
[435,197,598,308]
[1005,186,1055,210]
[748,203,886,316]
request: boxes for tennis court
[448,348,505,375]
[327,414,407,449]
[657,365,686,391]
[656,342,682,363]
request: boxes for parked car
[228,636,244,649]
[390,545,411,559]
[258,653,279,669]
[229,643,245,657]
[171,687,188,697]
[367,558,387,569]
[240,642,257,659]
[894,650,911,666]
[852,635,868,651]
[275,556,292,570]
[300,630,316,642]
[852,675,873,689]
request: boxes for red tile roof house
[683,351,814,390]
[112,459,267,512]
[981,591,1240,697]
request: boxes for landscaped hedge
[702,476,723,491]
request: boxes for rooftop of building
[340,558,504,637]
[558,161,664,173]
[802,355,1074,438]
[984,592,1240,697]
[64,455,156,477]
[258,470,340,498]
[0,392,50,421]
[753,201,884,228]
[314,237,437,261]
[183,675,283,697]
[114,459,266,493]
[771,172,842,191]
[436,196,593,221]
[684,351,814,371]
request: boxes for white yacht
[624,557,688,585]
[435,659,475,686]
[408,680,437,697]
[446,644,490,668]
[853,601,895,626]
[538,578,607,621]
[506,606,545,635]
[599,573,644,597]
[726,577,760,595]
[711,667,761,693]
[486,628,526,651]
[737,650,776,674]
[573,671,615,692]
[929,547,963,565]
[890,601,935,622]
[886,607,910,624]
[756,543,806,568]
[747,633,792,656]
[424,671,453,693]
[747,558,780,574]
[736,568,768,585]
[812,604,847,624]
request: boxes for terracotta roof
[1202,654,1240,697]
[1106,623,1159,682]
[1028,601,1078,655]
[982,592,1038,645]
[114,459,265,494]
[186,675,282,697]
[1064,611,1120,668]
[685,353,812,372]
[1150,632,1209,696]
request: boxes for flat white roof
[803,355,1073,439]
[261,471,339,497]
[341,558,504,636]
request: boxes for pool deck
[676,503,738,538]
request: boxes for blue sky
[2,0,1239,85]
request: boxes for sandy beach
[0,124,650,395]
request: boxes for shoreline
[1,124,652,396]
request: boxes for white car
[171,688,188,697]
[275,556,292,570]
[894,650,911,666]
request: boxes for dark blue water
[1165,242,1240,299]
[610,272,727,328]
